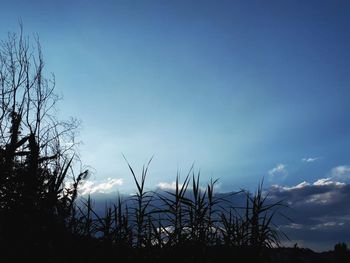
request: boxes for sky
[1,0,350,250]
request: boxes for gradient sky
[1,0,349,193]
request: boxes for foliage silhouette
[0,24,88,261]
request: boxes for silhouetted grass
[72,161,288,252]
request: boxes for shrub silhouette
[334,242,349,263]
[0,25,88,260]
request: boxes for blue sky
[1,0,350,193]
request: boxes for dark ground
[1,235,349,263]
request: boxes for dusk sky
[1,0,349,187]
[1,0,350,250]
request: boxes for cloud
[156,180,215,191]
[309,221,344,231]
[156,182,181,190]
[156,177,350,251]
[302,157,319,163]
[284,223,303,230]
[79,178,123,195]
[268,163,288,182]
[268,178,350,251]
[331,165,350,180]
[313,178,345,187]
[274,181,310,191]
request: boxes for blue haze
[0,0,349,191]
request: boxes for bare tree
[0,23,87,229]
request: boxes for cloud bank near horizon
[77,164,350,251]
[268,175,350,251]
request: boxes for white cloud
[79,178,123,195]
[313,178,345,187]
[280,181,310,191]
[270,177,347,207]
[268,163,288,181]
[272,178,345,192]
[331,165,350,180]
[156,181,211,192]
[156,182,181,190]
[302,157,319,163]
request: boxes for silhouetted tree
[334,242,349,263]
[0,24,88,255]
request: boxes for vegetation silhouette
[0,26,349,263]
